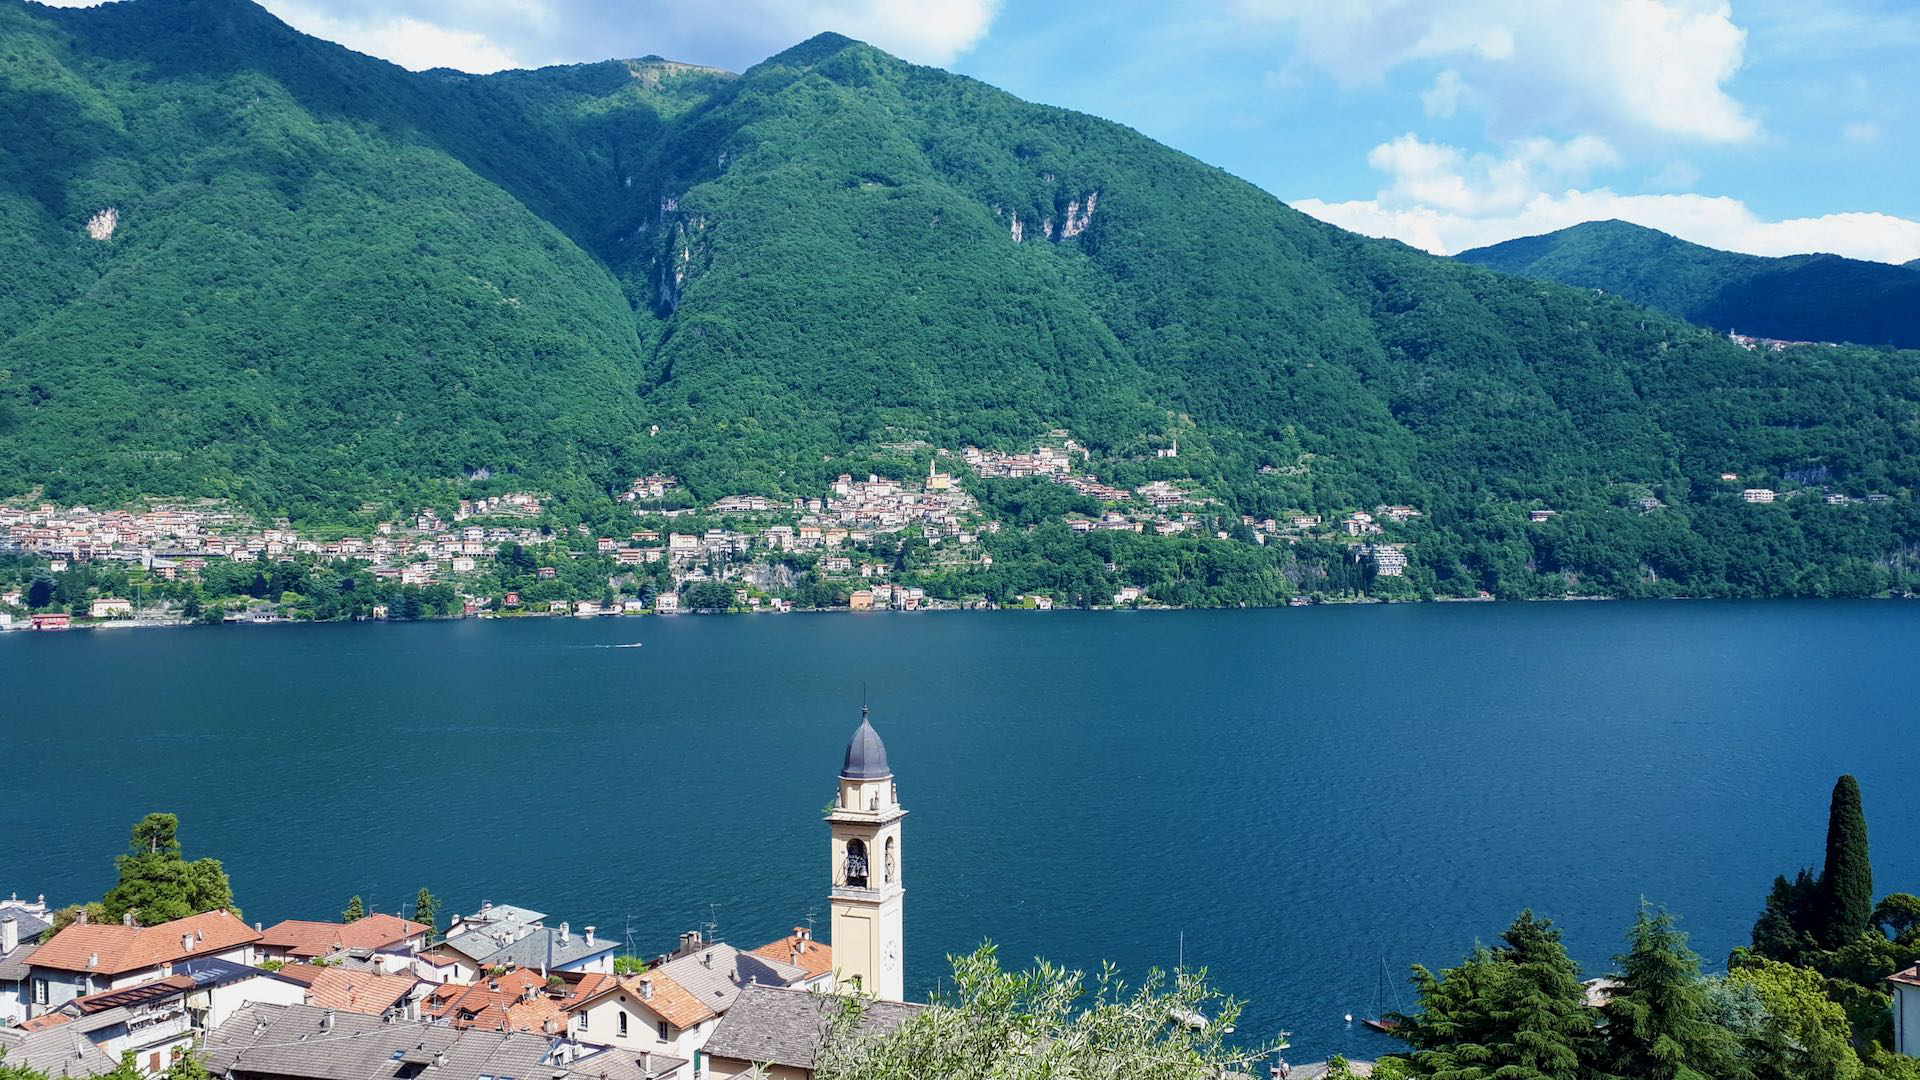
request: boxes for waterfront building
[255,914,431,964]
[702,983,920,1080]
[1892,963,1920,1057]
[827,710,906,1002]
[26,910,259,1017]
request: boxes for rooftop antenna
[705,904,721,945]
[804,909,817,936]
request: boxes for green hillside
[2,0,1919,600]
[1456,220,1920,348]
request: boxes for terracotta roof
[566,973,716,1031]
[259,914,429,958]
[302,968,418,1014]
[426,969,558,1032]
[750,932,834,981]
[18,1012,74,1032]
[30,911,259,976]
[1890,964,1920,988]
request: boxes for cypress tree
[1818,774,1873,948]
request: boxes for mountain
[1907,259,1920,270]
[1456,220,1920,348]
[2,0,1918,599]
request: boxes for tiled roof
[260,915,429,957]
[701,984,919,1071]
[0,1022,121,1078]
[30,910,259,976]
[205,1002,557,1080]
[67,974,194,1013]
[1890,963,1920,988]
[749,933,834,981]
[478,927,614,970]
[565,1047,687,1080]
[651,943,807,1024]
[0,941,40,981]
[302,968,419,1014]
[566,973,715,1031]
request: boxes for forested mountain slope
[1456,220,1920,348]
[2,0,1917,598]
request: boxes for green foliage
[1391,911,1593,1080]
[100,813,237,925]
[414,887,440,936]
[614,954,648,975]
[1598,907,1748,1080]
[342,895,365,922]
[1457,220,1920,348]
[0,8,1915,602]
[815,944,1266,1080]
[1822,776,1874,948]
[1724,958,1864,1080]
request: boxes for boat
[1363,956,1407,1033]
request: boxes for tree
[1724,957,1863,1080]
[25,577,52,609]
[101,814,237,925]
[414,888,440,936]
[342,895,365,922]
[1821,775,1874,948]
[1391,911,1594,1080]
[614,955,648,975]
[816,945,1268,1079]
[1874,894,1920,944]
[1598,907,1748,1080]
[1751,871,1821,963]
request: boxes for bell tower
[828,706,906,1001]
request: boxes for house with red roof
[255,914,430,963]
[25,911,258,1019]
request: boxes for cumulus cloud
[1293,131,1920,263]
[264,0,529,71]
[262,0,1001,73]
[1240,0,1759,143]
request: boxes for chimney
[183,933,196,953]
[584,926,595,947]
[122,912,136,927]
[701,950,712,969]
[791,947,802,967]
[434,1053,449,1068]
[76,910,89,926]
[638,978,653,1001]
[87,952,99,969]
[559,922,570,945]
[321,1009,335,1032]
[639,1052,652,1077]
[2,917,16,955]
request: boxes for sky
[57,0,1920,263]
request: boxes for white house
[25,911,260,1018]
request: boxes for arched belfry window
[884,836,897,884]
[846,838,869,888]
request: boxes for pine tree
[414,889,439,936]
[1600,907,1749,1080]
[1394,911,1595,1080]
[342,895,365,923]
[1819,775,1873,948]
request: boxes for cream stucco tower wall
[828,709,906,1001]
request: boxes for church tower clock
[828,707,906,1001]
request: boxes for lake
[5,601,1918,1061]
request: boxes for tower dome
[840,708,892,780]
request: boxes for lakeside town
[0,717,1339,1080]
[3,427,1877,631]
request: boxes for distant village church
[827,708,907,1002]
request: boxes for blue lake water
[4,601,1918,1060]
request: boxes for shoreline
[6,591,1915,634]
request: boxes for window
[618,1012,628,1037]
[579,1010,589,1031]
[657,1020,670,1041]
[32,978,48,1005]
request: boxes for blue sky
[101,0,1918,263]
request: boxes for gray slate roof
[564,1047,687,1080]
[0,941,41,982]
[479,927,615,970]
[0,1022,122,1078]
[204,1002,559,1080]
[701,984,920,1071]
[651,944,808,1018]
[840,716,891,779]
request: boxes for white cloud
[1647,160,1701,190]
[1842,121,1882,143]
[264,1,529,71]
[1294,131,1920,262]
[1420,68,1468,117]
[1238,0,1759,143]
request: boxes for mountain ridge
[1455,219,1920,347]
[2,0,1918,600]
